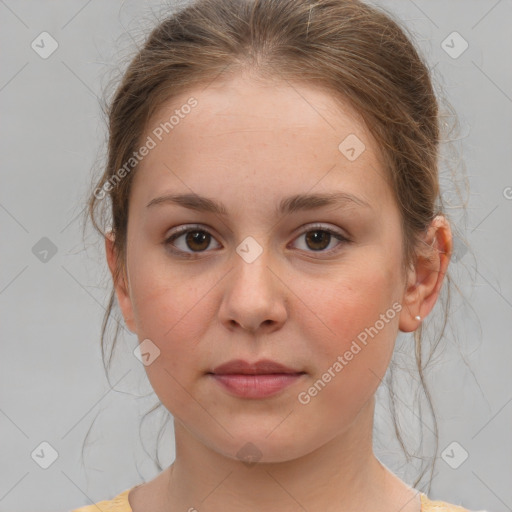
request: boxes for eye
[290,224,349,254]
[164,225,221,257]
[164,223,350,258]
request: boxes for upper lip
[210,359,304,375]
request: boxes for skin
[105,73,452,512]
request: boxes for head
[88,0,453,485]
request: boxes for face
[110,74,416,463]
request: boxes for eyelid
[166,223,211,238]
[292,222,349,241]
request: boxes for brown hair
[85,0,470,492]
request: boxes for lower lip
[210,373,305,398]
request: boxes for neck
[160,397,411,512]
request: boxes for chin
[205,426,323,466]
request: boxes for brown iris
[305,230,331,251]
[185,230,211,251]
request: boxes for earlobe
[398,215,452,333]
[105,231,137,333]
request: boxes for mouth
[207,359,306,399]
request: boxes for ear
[105,230,137,333]
[398,215,452,333]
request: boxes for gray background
[1,1,511,511]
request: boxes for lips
[208,359,306,399]
[210,359,302,375]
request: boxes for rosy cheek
[318,272,395,354]
[320,281,377,337]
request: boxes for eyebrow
[146,191,372,216]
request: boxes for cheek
[295,269,400,423]
[129,255,210,338]
[309,259,400,377]
[127,257,220,380]
[127,264,214,414]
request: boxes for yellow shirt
[70,487,481,511]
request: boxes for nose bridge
[232,234,276,296]
[218,233,288,332]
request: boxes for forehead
[131,74,393,215]
[147,74,370,149]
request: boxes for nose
[218,245,288,335]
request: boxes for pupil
[306,230,330,251]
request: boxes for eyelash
[163,223,350,258]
